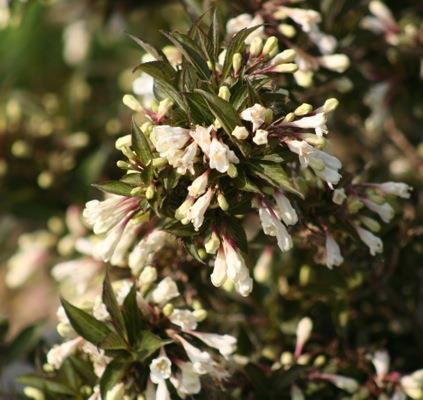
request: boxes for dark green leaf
[93,181,133,196]
[102,272,126,340]
[137,331,171,360]
[61,298,112,346]
[128,34,167,62]
[132,119,153,166]
[122,286,145,348]
[100,359,128,398]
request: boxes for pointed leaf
[132,119,153,166]
[100,359,129,398]
[102,272,126,340]
[93,181,133,196]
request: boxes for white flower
[82,342,111,377]
[190,125,212,155]
[253,247,273,283]
[155,379,171,400]
[186,188,214,230]
[363,199,394,223]
[318,54,350,73]
[287,140,342,187]
[171,362,201,396]
[176,335,213,375]
[284,112,328,137]
[150,356,172,384]
[355,225,383,256]
[253,129,268,145]
[226,13,265,44]
[377,182,412,198]
[152,277,180,304]
[209,137,239,173]
[153,125,190,155]
[170,309,198,331]
[240,104,267,131]
[211,247,227,287]
[63,20,90,66]
[274,7,321,33]
[332,188,347,205]
[133,73,155,106]
[371,350,390,383]
[401,369,423,400]
[274,192,298,226]
[191,332,237,357]
[105,383,125,400]
[232,125,249,140]
[177,141,198,175]
[110,221,138,267]
[325,233,344,268]
[258,206,293,252]
[138,266,158,286]
[188,170,209,197]
[47,338,83,369]
[295,317,313,357]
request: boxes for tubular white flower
[190,125,212,156]
[93,221,126,262]
[186,188,214,230]
[176,142,198,175]
[253,129,268,145]
[295,317,313,357]
[176,335,213,375]
[377,182,412,198]
[284,112,328,137]
[254,247,273,283]
[110,221,138,267]
[170,309,198,331]
[362,199,394,223]
[325,233,344,268]
[153,125,190,156]
[150,356,172,384]
[138,266,158,286]
[211,247,227,287]
[226,13,265,44]
[371,350,390,383]
[355,225,383,256]
[171,362,201,396]
[209,137,239,173]
[188,170,209,198]
[240,103,267,131]
[274,192,298,226]
[191,332,237,357]
[47,338,83,369]
[151,277,180,304]
[323,374,359,393]
[258,206,293,252]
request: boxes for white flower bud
[295,317,313,357]
[152,277,179,304]
[188,171,209,198]
[157,98,174,119]
[323,98,339,113]
[318,54,350,73]
[272,63,298,73]
[232,125,249,140]
[332,188,347,205]
[271,49,296,65]
[23,387,45,400]
[262,36,278,57]
[249,37,263,57]
[253,129,269,145]
[218,86,231,101]
[232,53,242,74]
[205,232,221,254]
[217,193,229,211]
[378,181,412,198]
[138,266,157,286]
[122,94,143,112]
[115,134,132,150]
[278,23,296,38]
[294,103,313,116]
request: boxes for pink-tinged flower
[186,188,214,230]
[240,104,267,131]
[324,233,344,268]
[295,317,313,357]
[258,205,293,252]
[191,332,237,357]
[209,137,239,173]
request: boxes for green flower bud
[302,133,326,148]
[130,187,143,196]
[157,98,174,118]
[152,157,168,168]
[265,108,274,124]
[145,184,155,200]
[294,103,313,116]
[262,346,277,360]
[163,303,174,317]
[197,248,207,259]
[280,351,294,367]
[227,163,238,178]
[232,53,242,75]
[249,37,263,57]
[116,160,131,170]
[23,387,45,400]
[150,99,159,112]
[299,265,311,286]
[284,112,296,122]
[218,86,231,101]
[347,197,364,214]
[43,363,54,373]
[205,231,220,254]
[366,191,386,205]
[217,193,229,211]
[120,145,135,161]
[309,157,326,171]
[297,354,310,365]
[272,49,296,65]
[278,23,296,38]
[193,309,208,321]
[115,134,132,150]
[323,98,339,113]
[262,36,278,57]
[262,186,274,195]
[360,216,381,233]
[313,354,326,367]
[122,94,143,112]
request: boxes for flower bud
[284,112,295,122]
[218,86,231,101]
[152,157,168,168]
[280,351,294,367]
[141,121,153,136]
[272,49,296,65]
[265,108,274,124]
[360,216,381,233]
[157,98,174,118]
[297,354,310,365]
[205,231,221,254]
[105,383,125,400]
[295,317,313,357]
[273,63,298,73]
[232,53,242,75]
[309,157,326,171]
[197,248,207,259]
[347,197,364,214]
[366,191,386,205]
[145,184,155,200]
[217,193,229,211]
[138,266,157,286]
[278,23,296,38]
[175,197,194,220]
[254,248,272,283]
[115,134,132,150]
[314,355,326,367]
[227,163,238,178]
[302,133,326,148]
[213,117,222,130]
[193,309,208,321]
[130,187,143,196]
[294,103,313,116]
[122,94,143,112]
[23,387,45,400]
[232,125,249,140]
[116,160,131,170]
[57,322,75,339]
[299,265,311,286]
[319,54,350,73]
[262,36,278,57]
[332,188,347,205]
[163,303,174,317]
[249,37,263,57]
[150,99,159,112]
[323,98,339,113]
